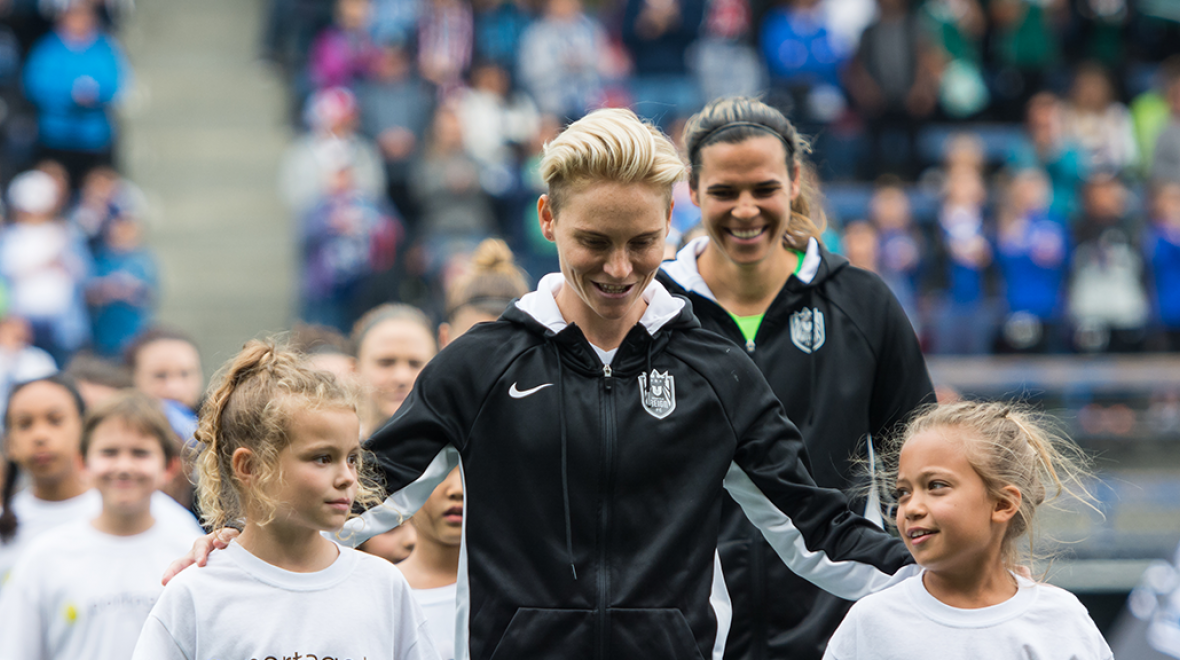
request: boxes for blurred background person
[22,0,129,190]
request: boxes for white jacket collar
[660,236,822,300]
[515,272,686,337]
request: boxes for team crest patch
[789,307,826,354]
[638,370,676,419]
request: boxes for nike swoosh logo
[509,382,554,399]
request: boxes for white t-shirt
[133,540,440,660]
[0,518,202,660]
[414,582,457,660]
[824,571,1114,660]
[0,489,204,589]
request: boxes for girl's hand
[161,527,240,585]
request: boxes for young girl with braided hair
[824,401,1112,659]
[133,339,438,660]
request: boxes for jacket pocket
[488,607,594,660]
[610,608,707,660]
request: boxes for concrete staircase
[120,0,295,373]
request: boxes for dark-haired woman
[658,97,935,660]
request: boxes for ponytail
[445,238,531,321]
[195,339,382,531]
[0,460,18,543]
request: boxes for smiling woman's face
[540,180,670,336]
[691,135,800,270]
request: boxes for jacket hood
[660,236,848,299]
[502,273,699,376]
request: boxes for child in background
[63,350,134,409]
[0,376,92,587]
[0,391,203,659]
[397,467,463,660]
[0,376,203,588]
[88,203,158,358]
[289,322,356,382]
[824,400,1112,660]
[437,237,530,347]
[132,340,437,660]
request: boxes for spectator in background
[68,165,121,253]
[517,0,607,119]
[62,351,132,408]
[22,0,128,189]
[456,60,539,199]
[994,167,1068,353]
[0,316,57,418]
[1144,181,1180,351]
[621,0,704,129]
[86,198,157,358]
[514,113,562,281]
[690,0,766,103]
[300,143,403,333]
[0,170,90,365]
[472,0,532,76]
[841,218,879,272]
[1151,63,1180,185]
[1008,91,1088,220]
[410,104,496,300]
[289,322,356,380]
[1061,61,1138,174]
[987,0,1067,121]
[930,166,993,354]
[919,0,988,120]
[124,326,203,508]
[868,178,923,331]
[759,0,848,126]
[845,0,939,180]
[308,0,380,92]
[356,42,436,227]
[1067,177,1148,353]
[278,86,386,215]
[1131,56,1180,180]
[417,0,473,94]
[370,0,422,45]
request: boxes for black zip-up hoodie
[344,274,915,660]
[659,238,935,660]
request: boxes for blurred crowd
[0,0,1179,416]
[266,0,1180,356]
[0,0,155,411]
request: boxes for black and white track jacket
[342,273,916,660]
[659,237,935,660]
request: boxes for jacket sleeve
[338,347,484,547]
[867,281,935,444]
[719,355,917,600]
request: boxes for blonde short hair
[539,108,686,213]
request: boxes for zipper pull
[746,339,755,353]
[603,364,612,378]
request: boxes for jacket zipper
[597,363,615,660]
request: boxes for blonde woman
[171,108,916,660]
